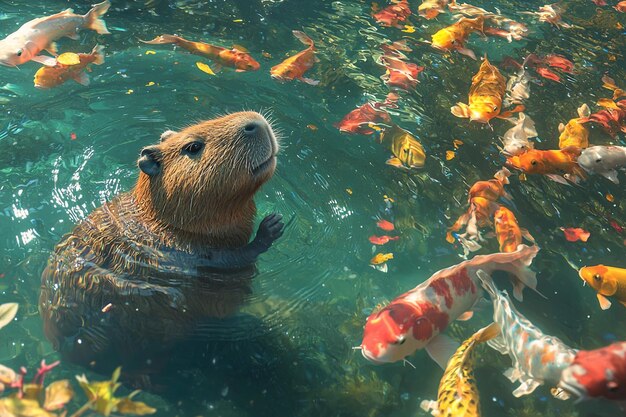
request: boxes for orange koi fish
[494,206,534,253]
[505,147,585,184]
[558,104,590,149]
[583,100,626,137]
[377,219,395,231]
[616,1,626,12]
[579,265,626,310]
[271,31,319,85]
[431,16,485,59]
[141,34,260,72]
[452,57,522,123]
[369,235,400,245]
[379,46,425,91]
[34,45,104,88]
[335,102,392,135]
[544,55,574,73]
[373,0,412,28]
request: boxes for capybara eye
[182,141,204,155]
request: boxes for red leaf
[561,227,590,242]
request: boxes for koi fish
[449,3,528,41]
[380,52,425,91]
[544,55,574,73]
[369,235,400,245]
[451,58,522,123]
[521,3,573,28]
[500,113,537,156]
[505,147,585,184]
[0,1,110,67]
[418,0,450,19]
[584,100,626,137]
[559,342,626,401]
[577,146,626,184]
[616,1,626,12]
[380,124,426,169]
[370,253,394,265]
[359,245,539,367]
[477,271,577,399]
[335,102,392,135]
[602,75,626,101]
[494,206,534,254]
[141,34,260,72]
[579,265,626,310]
[535,67,561,83]
[504,59,531,107]
[421,323,501,417]
[561,227,590,242]
[558,104,591,149]
[33,45,104,88]
[431,16,485,60]
[377,219,395,231]
[271,31,319,84]
[373,0,412,28]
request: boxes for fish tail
[446,212,470,243]
[85,0,111,35]
[476,245,540,301]
[91,45,105,65]
[474,322,500,344]
[293,30,314,48]
[451,102,471,119]
[140,34,182,45]
[475,269,499,298]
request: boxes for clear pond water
[0,0,625,416]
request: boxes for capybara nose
[243,121,261,136]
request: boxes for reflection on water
[0,0,625,416]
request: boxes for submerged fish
[577,145,626,184]
[584,99,626,137]
[477,271,577,399]
[431,16,485,59]
[380,51,424,91]
[0,1,110,67]
[452,57,521,123]
[141,34,260,72]
[380,124,426,169]
[34,45,105,88]
[370,253,394,265]
[504,60,531,107]
[500,113,537,156]
[521,3,572,28]
[418,0,450,19]
[359,245,539,367]
[559,342,626,401]
[421,323,501,417]
[494,206,534,254]
[505,147,585,184]
[335,102,392,135]
[373,0,412,28]
[579,265,626,310]
[271,31,319,85]
[558,104,590,149]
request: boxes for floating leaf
[56,52,80,66]
[370,253,394,265]
[376,219,394,231]
[145,81,155,87]
[453,139,464,149]
[195,61,215,75]
[561,227,590,242]
[607,193,615,202]
[306,124,318,131]
[43,380,73,411]
[446,150,456,160]
[0,397,56,417]
[126,89,134,95]
[346,188,353,195]
[232,19,243,23]
[145,50,156,55]
[401,25,416,33]
[597,98,619,110]
[116,398,156,415]
[0,303,18,330]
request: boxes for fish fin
[425,334,459,370]
[545,174,570,185]
[456,47,476,60]
[512,282,525,302]
[520,228,535,243]
[457,311,474,321]
[419,400,439,416]
[370,263,388,273]
[301,77,320,86]
[450,102,471,118]
[498,105,525,119]
[31,55,57,67]
[503,367,521,382]
[488,333,509,354]
[602,169,620,184]
[91,45,105,65]
[551,387,571,400]
[140,34,181,45]
[558,122,565,133]
[212,63,223,73]
[85,0,111,35]
[578,103,591,118]
[45,42,59,56]
[619,300,626,308]
[512,379,541,397]
[65,31,80,40]
[476,246,540,301]
[293,30,314,47]
[597,293,612,310]
[475,322,500,343]
[71,71,90,86]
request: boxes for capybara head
[134,111,278,246]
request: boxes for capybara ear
[138,145,162,176]
[160,130,177,142]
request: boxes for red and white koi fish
[450,2,528,41]
[521,3,573,29]
[359,245,539,367]
[583,99,626,137]
[477,271,577,399]
[559,342,626,401]
[0,1,110,67]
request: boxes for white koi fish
[359,245,539,369]
[477,270,577,399]
[500,113,537,156]
[0,1,110,67]
[577,146,626,184]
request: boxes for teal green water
[0,0,625,416]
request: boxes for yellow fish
[431,16,484,60]
[370,253,394,265]
[380,124,426,169]
[421,323,500,417]
[579,265,626,310]
[558,104,590,149]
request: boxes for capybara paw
[255,213,284,249]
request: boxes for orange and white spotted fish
[477,271,577,399]
[359,245,539,368]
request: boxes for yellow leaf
[445,150,456,160]
[597,98,619,110]
[233,19,243,23]
[44,380,73,411]
[401,25,416,33]
[607,193,615,202]
[0,397,56,417]
[519,173,527,181]
[57,52,80,66]
[145,50,156,55]
[145,81,155,87]
[453,139,464,149]
[116,398,157,415]
[195,62,215,75]
[126,89,134,95]
[608,54,617,61]
[0,303,18,330]
[194,96,199,101]
[617,22,623,29]
[346,188,353,195]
